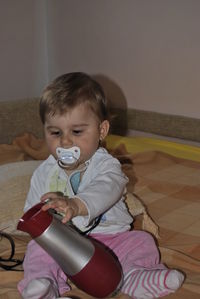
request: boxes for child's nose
[61,134,73,147]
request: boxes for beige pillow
[0,160,42,235]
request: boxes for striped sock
[122,268,184,299]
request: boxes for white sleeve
[74,158,128,225]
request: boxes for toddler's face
[44,103,109,169]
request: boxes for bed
[0,99,200,299]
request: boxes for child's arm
[76,161,128,224]
[41,192,88,223]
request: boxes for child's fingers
[41,199,58,211]
[62,208,74,223]
[40,194,78,222]
[40,192,64,202]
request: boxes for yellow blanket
[0,133,200,299]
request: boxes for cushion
[0,160,42,235]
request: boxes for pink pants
[18,230,166,296]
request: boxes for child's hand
[41,192,80,223]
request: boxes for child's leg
[92,230,184,299]
[18,240,70,298]
[92,230,162,272]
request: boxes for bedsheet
[0,133,200,299]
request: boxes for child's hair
[39,72,109,124]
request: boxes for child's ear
[99,120,110,141]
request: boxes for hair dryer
[17,203,122,298]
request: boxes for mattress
[0,133,200,299]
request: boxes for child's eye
[51,131,61,136]
[72,130,83,135]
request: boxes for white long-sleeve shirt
[24,147,133,234]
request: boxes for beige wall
[0,0,47,99]
[0,0,200,119]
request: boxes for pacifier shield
[56,146,80,167]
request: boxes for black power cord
[0,232,24,271]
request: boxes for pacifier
[56,146,80,168]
